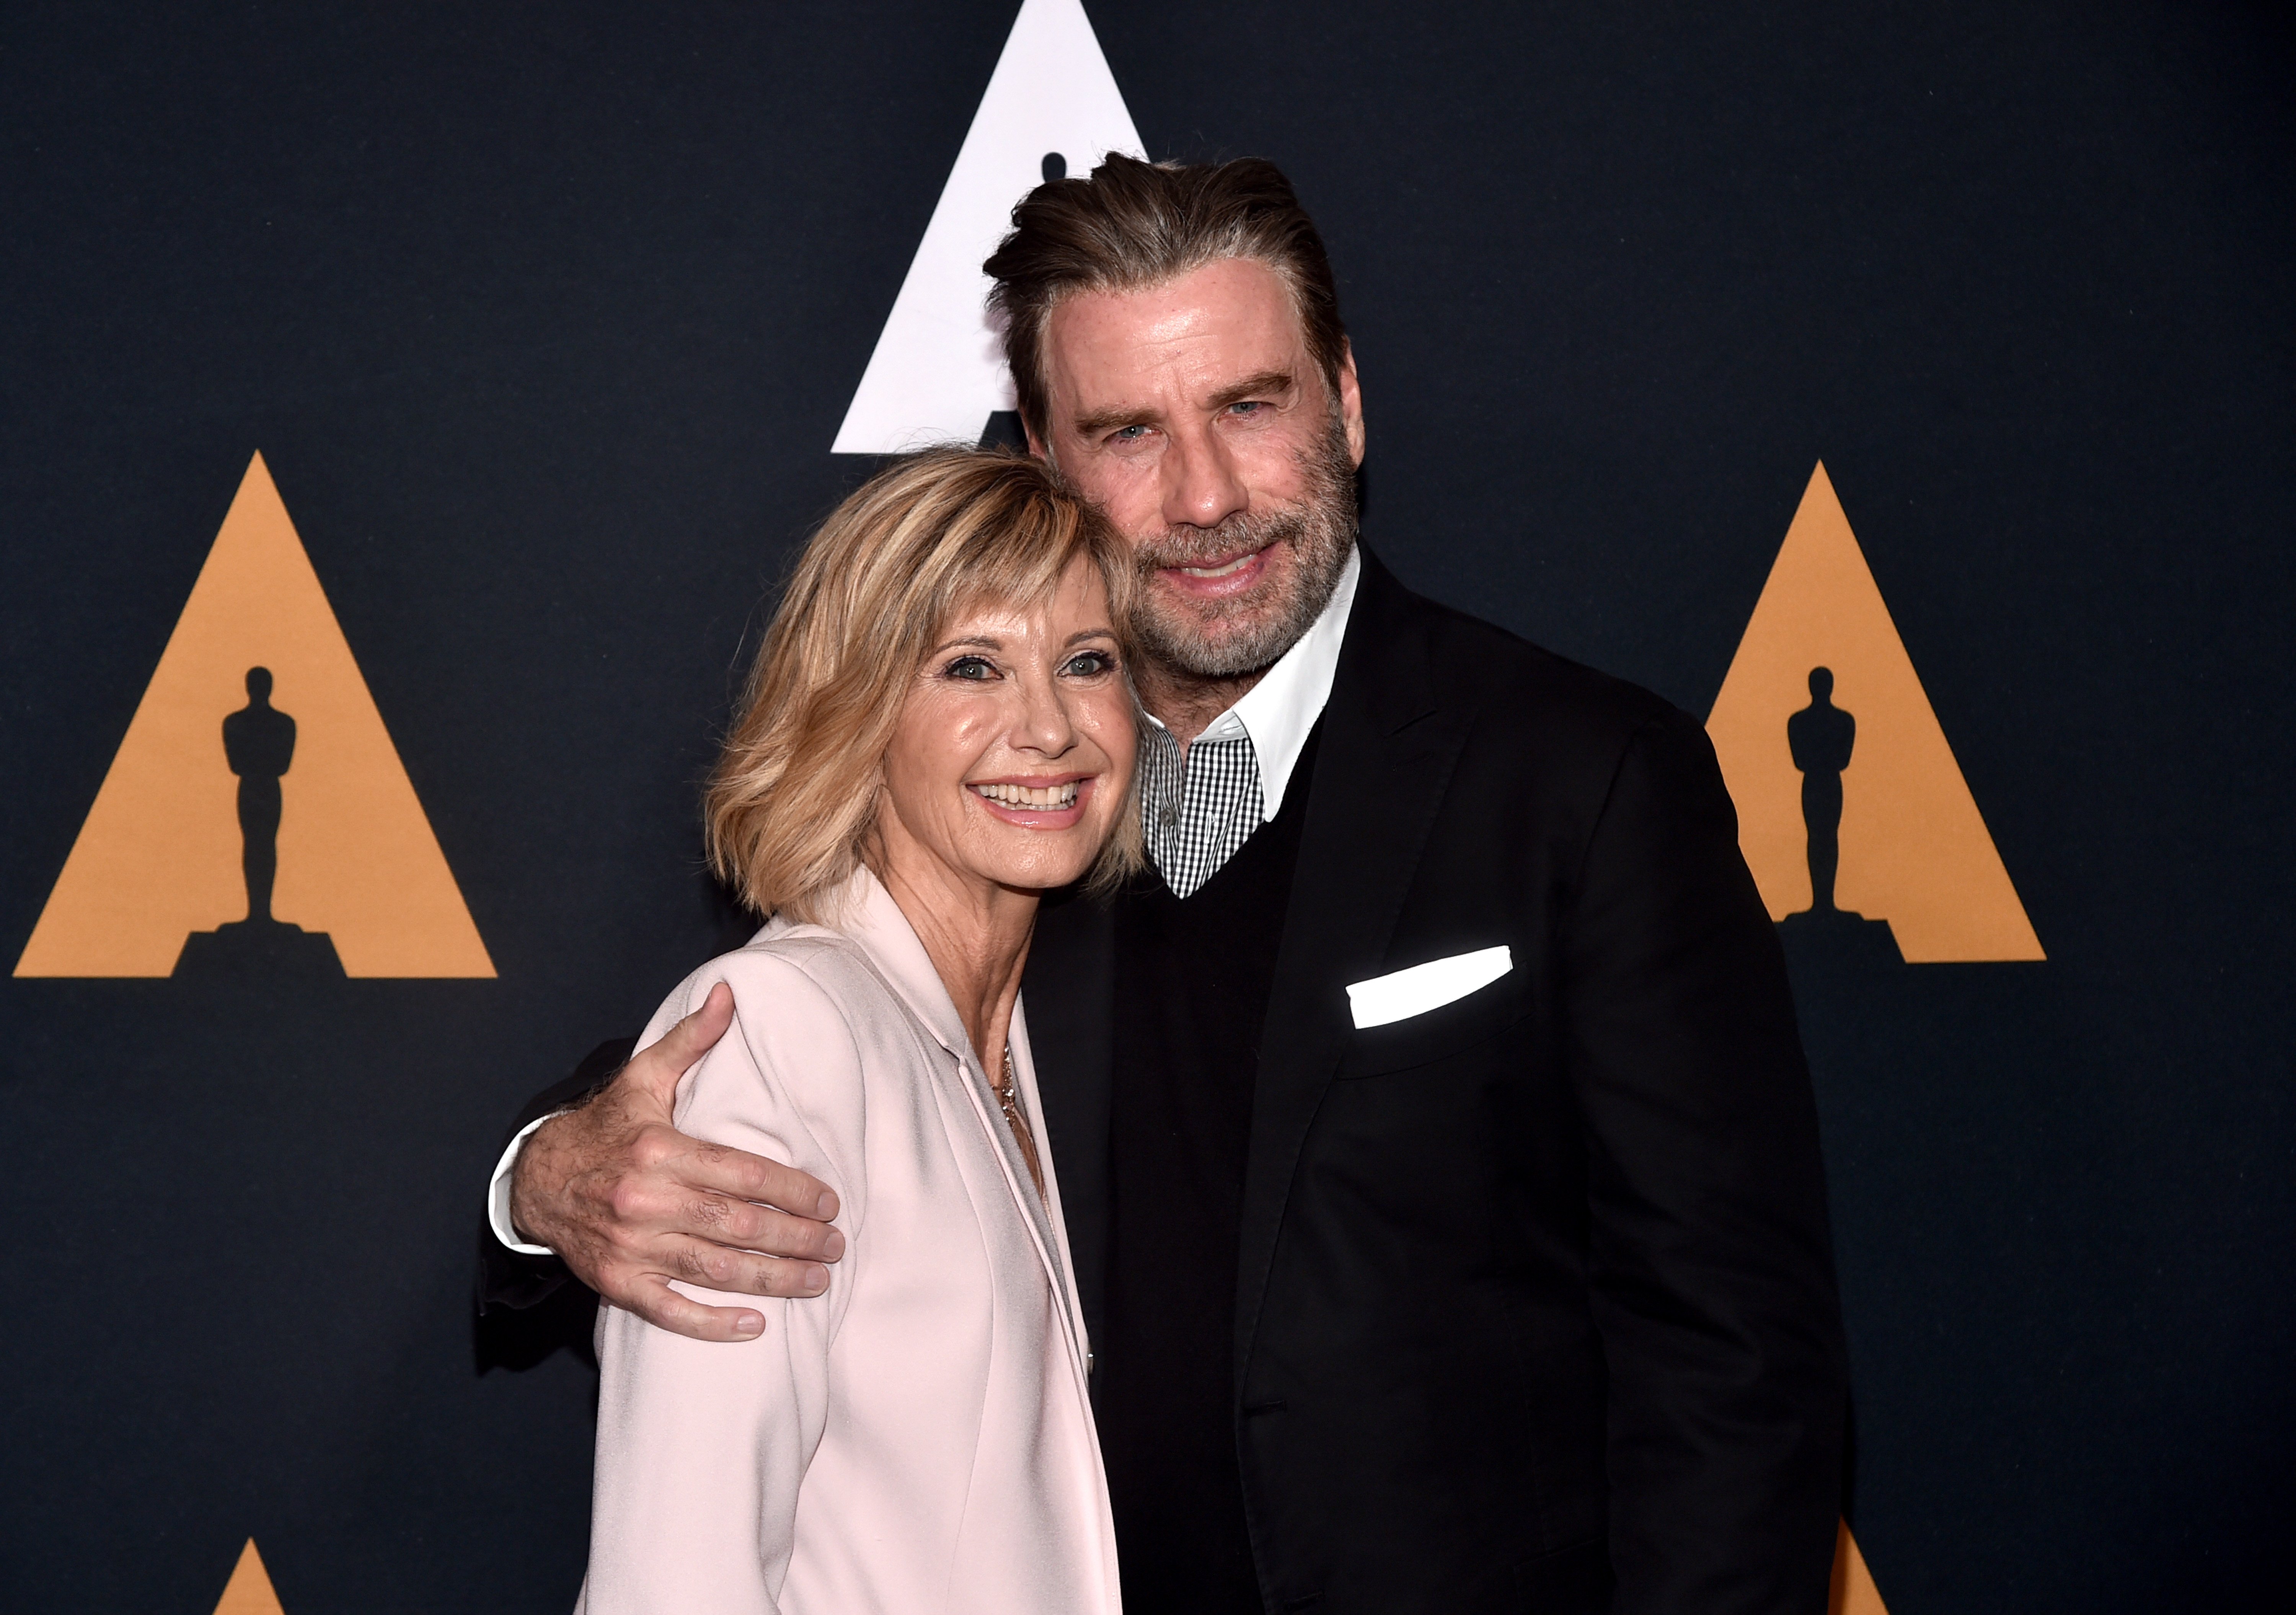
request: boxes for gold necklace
[995,1044,1047,1201]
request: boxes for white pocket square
[1345,945,1513,1030]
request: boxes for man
[483,155,1848,1614]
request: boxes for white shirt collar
[1150,545,1359,821]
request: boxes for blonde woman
[575,448,1139,1615]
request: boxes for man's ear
[1024,419,1049,461]
[1335,341,1366,466]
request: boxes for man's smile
[1178,551,1257,579]
[1159,544,1274,600]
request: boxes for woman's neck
[874,841,1039,1067]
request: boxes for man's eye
[1109,424,1149,443]
[943,655,997,680]
[1228,401,1265,416]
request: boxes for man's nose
[1159,422,1249,533]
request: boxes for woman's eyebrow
[929,634,1004,655]
[1063,627,1118,647]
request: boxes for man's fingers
[514,978,846,1319]
[598,1240,835,1344]
[684,1139,841,1226]
[663,1235,832,1299]
[677,1192,845,1263]
[617,981,737,1103]
[618,1274,768,1344]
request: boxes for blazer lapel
[837,871,1089,1367]
[1233,549,1472,1378]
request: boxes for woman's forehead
[940,563,1110,632]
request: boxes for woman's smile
[968,774,1091,826]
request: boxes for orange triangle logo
[211,1538,287,1615]
[1830,1521,1890,1615]
[13,454,494,978]
[1706,463,2042,962]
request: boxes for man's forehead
[1044,258,1309,395]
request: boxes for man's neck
[1133,659,1269,750]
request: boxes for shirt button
[1159,808,1178,827]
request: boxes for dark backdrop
[2,3,2289,1610]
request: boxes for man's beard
[1128,416,1360,679]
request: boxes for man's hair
[705,447,1143,921]
[985,153,1349,443]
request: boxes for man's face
[1032,257,1366,678]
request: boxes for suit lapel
[1019,888,1117,1341]
[1232,551,1472,1377]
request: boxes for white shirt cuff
[488,1115,559,1256]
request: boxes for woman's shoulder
[648,931,922,1181]
[644,925,922,1076]
[652,928,881,1035]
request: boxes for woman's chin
[964,840,1103,895]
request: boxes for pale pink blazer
[574,869,1120,1615]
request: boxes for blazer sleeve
[1561,709,1849,1615]
[474,1037,636,1315]
[576,956,866,1615]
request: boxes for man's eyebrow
[1066,369,1299,438]
[1205,368,1298,412]
[1070,401,1156,437]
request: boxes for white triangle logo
[831,0,1145,453]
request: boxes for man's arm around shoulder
[476,1035,638,1313]
[474,983,846,1343]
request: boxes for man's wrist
[488,1115,560,1256]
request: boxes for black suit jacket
[481,548,1847,1614]
[1028,550,1844,1613]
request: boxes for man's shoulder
[1364,564,1689,755]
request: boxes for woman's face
[879,557,1135,898]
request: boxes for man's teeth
[1178,552,1256,579]
[972,782,1080,809]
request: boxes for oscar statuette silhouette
[171,668,345,978]
[1776,667,1900,964]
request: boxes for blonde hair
[705,446,1142,921]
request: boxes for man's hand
[508,982,845,1341]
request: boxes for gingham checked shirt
[1141,549,1360,899]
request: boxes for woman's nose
[1011,672,1078,756]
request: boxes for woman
[576,448,1140,1615]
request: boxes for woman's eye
[942,655,997,681]
[1062,651,1116,677]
